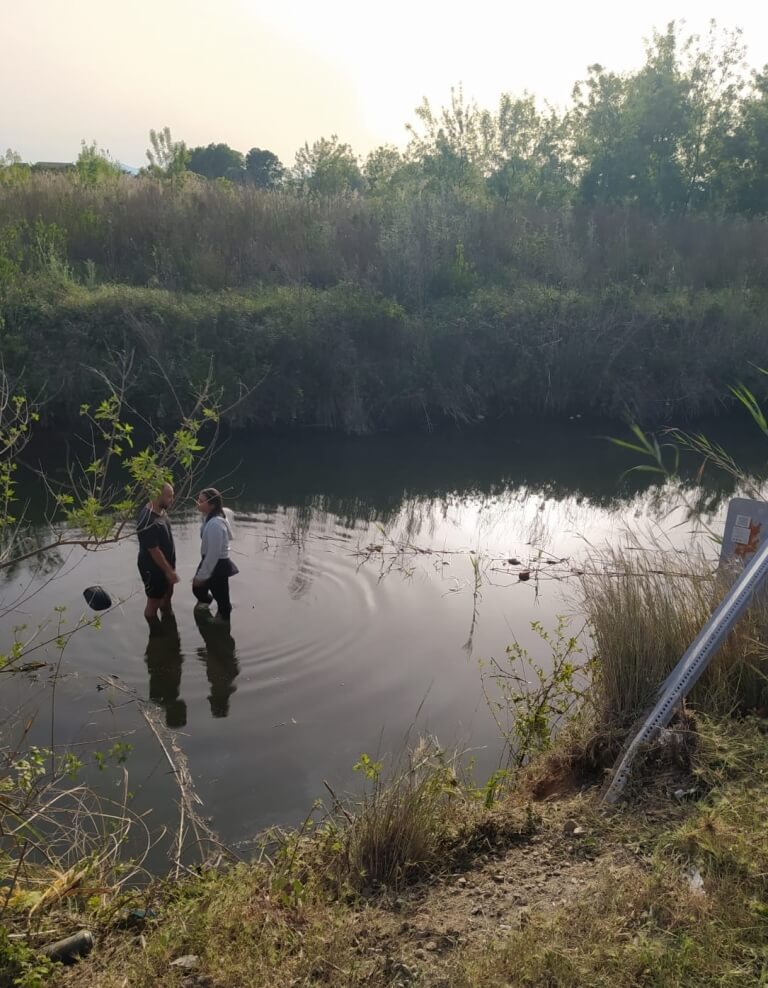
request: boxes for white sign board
[719,497,768,570]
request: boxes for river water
[0,420,758,855]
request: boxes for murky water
[0,420,758,854]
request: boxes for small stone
[170,955,199,970]
[456,877,467,887]
[425,940,439,952]
[492,873,505,884]
[414,948,426,960]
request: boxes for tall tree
[716,67,768,215]
[363,145,415,196]
[488,94,573,206]
[188,143,245,180]
[293,135,363,195]
[144,127,189,179]
[679,22,747,210]
[569,22,746,213]
[405,85,491,196]
[244,148,285,189]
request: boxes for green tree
[677,22,746,210]
[244,147,285,189]
[293,135,364,195]
[144,126,189,179]
[711,67,768,215]
[569,22,746,213]
[405,85,491,197]
[0,150,30,187]
[76,140,121,185]
[487,94,573,206]
[188,142,245,180]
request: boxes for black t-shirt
[136,506,176,569]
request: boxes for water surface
[1,421,754,852]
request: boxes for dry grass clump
[579,544,768,728]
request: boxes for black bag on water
[83,585,112,611]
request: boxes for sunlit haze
[3,0,768,168]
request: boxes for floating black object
[83,585,112,611]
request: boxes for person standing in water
[136,481,179,623]
[192,488,238,621]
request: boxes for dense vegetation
[2,22,768,431]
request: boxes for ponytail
[200,487,224,520]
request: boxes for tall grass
[3,173,768,430]
[3,174,768,297]
[580,545,768,726]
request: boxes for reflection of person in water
[144,613,187,728]
[194,609,239,718]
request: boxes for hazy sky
[3,0,768,168]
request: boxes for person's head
[196,487,224,518]
[154,481,175,511]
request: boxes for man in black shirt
[136,482,179,622]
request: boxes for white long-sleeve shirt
[197,514,233,581]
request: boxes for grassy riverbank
[3,277,768,433]
[18,716,764,988]
[3,546,768,987]
[2,174,768,431]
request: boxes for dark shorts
[138,562,170,600]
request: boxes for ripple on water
[195,515,411,717]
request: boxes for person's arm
[148,546,180,584]
[193,520,226,584]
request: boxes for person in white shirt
[192,488,238,621]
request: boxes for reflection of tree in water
[144,615,187,729]
[194,611,239,718]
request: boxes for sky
[2,0,768,169]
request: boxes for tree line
[1,20,768,433]
[5,22,766,216]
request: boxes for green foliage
[2,27,768,433]
[0,149,31,188]
[0,927,54,988]
[144,126,189,180]
[2,274,767,433]
[188,143,244,180]
[570,21,747,213]
[76,140,121,186]
[352,753,383,782]
[482,618,591,768]
[93,742,133,772]
[0,391,38,560]
[293,135,364,195]
[244,147,285,188]
[327,738,469,891]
